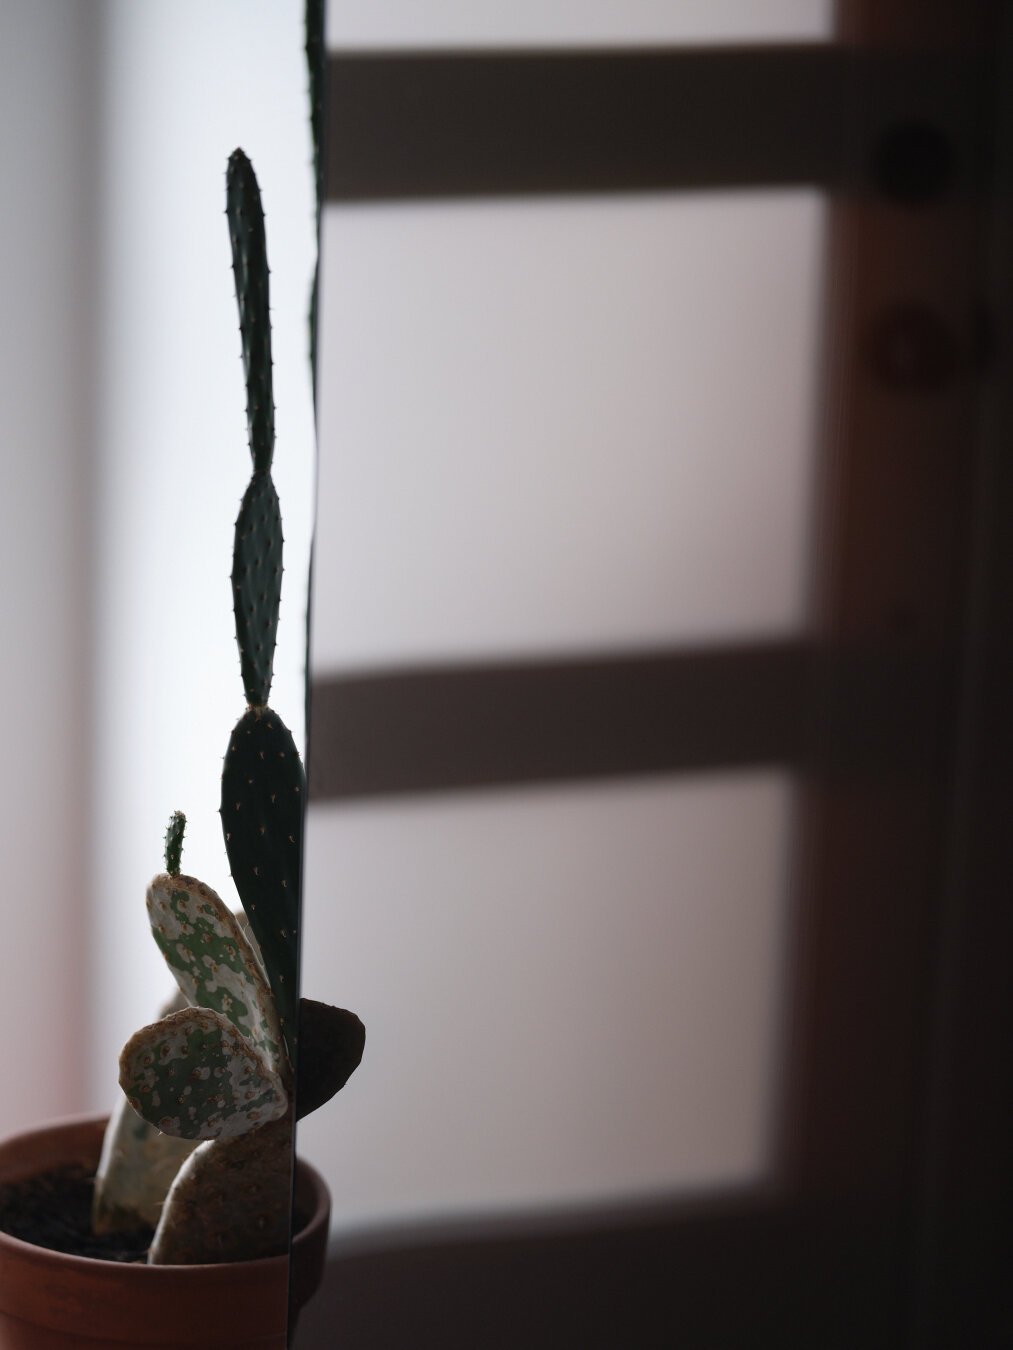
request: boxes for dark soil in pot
[0,1166,152,1262]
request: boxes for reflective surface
[302,772,794,1231]
[315,192,825,669]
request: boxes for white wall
[89,0,316,1107]
[1,0,315,1134]
[0,0,99,1134]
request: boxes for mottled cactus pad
[146,873,284,1073]
[93,989,197,1235]
[120,1007,287,1141]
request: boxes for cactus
[91,147,365,1264]
[222,148,301,1063]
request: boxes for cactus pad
[93,989,197,1235]
[221,707,302,1058]
[232,470,283,708]
[296,1000,366,1120]
[92,1094,198,1235]
[120,1006,287,1141]
[148,1114,293,1265]
[146,873,285,1073]
[226,149,274,476]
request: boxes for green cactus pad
[148,1114,292,1265]
[296,1000,366,1120]
[146,873,285,1074]
[220,707,303,1059]
[232,470,283,708]
[226,149,274,476]
[119,1007,287,1141]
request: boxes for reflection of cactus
[92,150,365,1264]
[306,0,324,407]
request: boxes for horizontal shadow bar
[326,45,851,200]
[308,638,948,800]
[308,641,814,799]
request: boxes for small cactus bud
[164,811,186,876]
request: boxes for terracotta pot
[0,1115,329,1349]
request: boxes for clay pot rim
[0,1111,328,1275]
[0,1113,331,1342]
